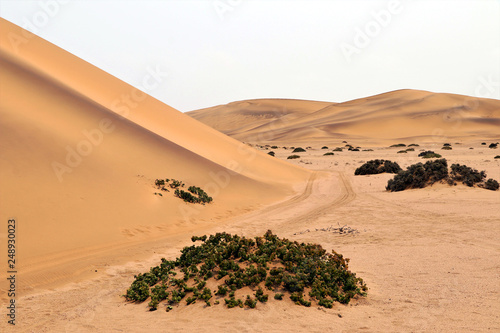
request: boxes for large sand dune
[188,90,500,145]
[0,18,310,296]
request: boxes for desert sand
[1,18,499,332]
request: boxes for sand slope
[0,18,310,296]
[188,90,500,145]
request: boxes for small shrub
[333,147,343,152]
[483,179,499,191]
[405,148,415,152]
[489,143,498,149]
[292,147,306,153]
[450,164,486,187]
[355,160,402,175]
[441,146,452,150]
[481,142,486,145]
[397,150,407,154]
[323,152,334,156]
[287,155,300,159]
[350,148,360,151]
[494,156,500,159]
[443,143,451,147]
[418,151,442,159]
[274,293,284,300]
[268,151,275,157]
[271,146,278,149]
[408,144,419,147]
[321,146,329,149]
[390,143,406,147]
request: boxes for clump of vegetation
[483,179,499,191]
[405,148,415,152]
[124,231,366,311]
[354,160,402,176]
[489,143,498,149]
[387,159,498,191]
[408,144,419,147]
[418,150,442,159]
[271,146,278,149]
[362,149,374,152]
[287,155,300,159]
[494,155,500,159]
[390,143,406,147]
[349,148,360,152]
[481,142,486,145]
[449,164,485,187]
[175,186,213,204]
[441,146,452,150]
[323,152,334,156]
[397,150,407,154]
[292,147,306,153]
[332,147,343,152]
[268,151,275,157]
[386,159,448,192]
[321,146,329,149]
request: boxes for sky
[1,0,499,112]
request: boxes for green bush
[418,151,442,159]
[390,143,406,147]
[174,186,212,204]
[323,152,334,156]
[483,179,499,191]
[386,159,448,192]
[125,231,366,311]
[287,155,300,159]
[450,164,485,187]
[292,147,306,153]
[355,160,402,175]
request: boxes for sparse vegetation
[333,147,343,152]
[323,152,334,156]
[124,231,366,311]
[287,155,300,159]
[175,185,213,204]
[355,160,402,176]
[397,150,407,154]
[387,159,498,191]
[418,151,442,159]
[268,151,275,157]
[489,143,498,149]
[321,146,329,149]
[386,159,448,192]
[390,143,406,147]
[405,148,415,152]
[292,147,306,153]
[441,146,452,150]
[494,155,500,159]
[408,144,419,147]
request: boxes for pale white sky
[1,0,499,111]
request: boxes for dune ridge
[0,18,310,295]
[188,90,500,145]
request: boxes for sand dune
[188,90,500,145]
[0,18,310,296]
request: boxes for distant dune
[188,90,500,145]
[0,18,310,293]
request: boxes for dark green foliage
[450,164,486,187]
[292,147,306,153]
[321,146,329,149]
[287,155,300,159]
[483,179,499,191]
[418,151,442,158]
[174,186,213,204]
[274,293,284,300]
[386,159,448,192]
[489,143,498,149]
[125,231,366,311]
[268,151,275,156]
[170,179,184,189]
[390,143,406,147]
[354,160,402,176]
[323,152,334,156]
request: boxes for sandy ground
[3,144,499,333]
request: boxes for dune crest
[188,90,500,145]
[0,18,310,294]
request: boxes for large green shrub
[355,159,402,175]
[124,231,366,311]
[386,159,448,192]
[483,179,499,191]
[450,164,486,187]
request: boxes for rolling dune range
[1,17,499,333]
